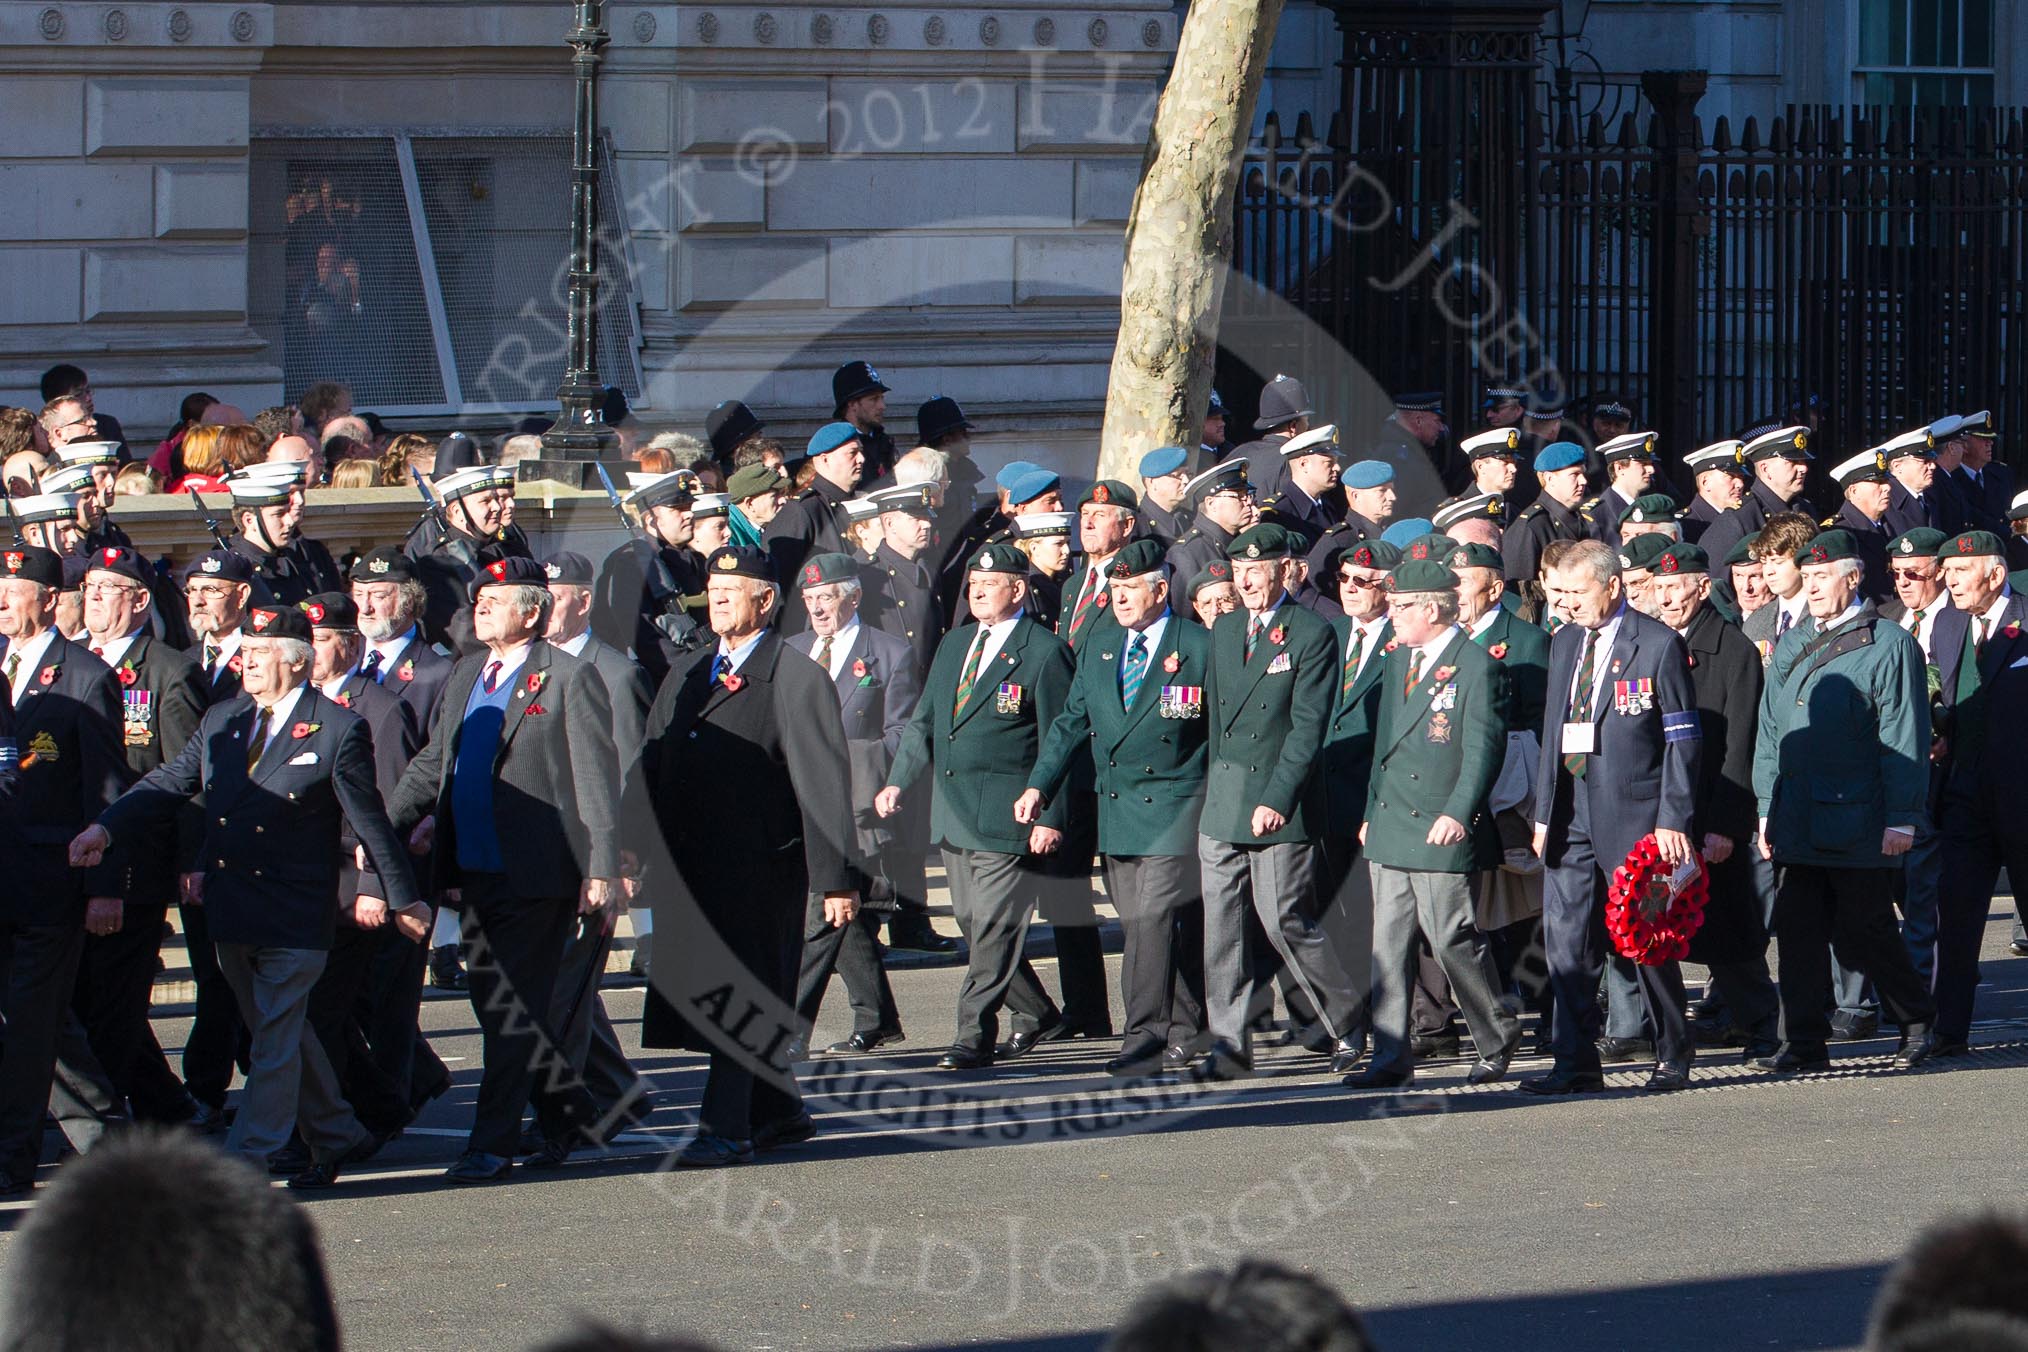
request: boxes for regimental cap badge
[1793,431,1809,451]
[1875,451,1888,472]
[2,552,20,573]
[368,557,390,574]
[1210,562,1228,577]
[487,560,509,581]
[1959,536,1976,554]
[304,602,325,623]
[719,552,741,570]
[1092,483,1110,504]
[1658,553,1679,574]
[1244,542,1261,559]
[804,563,822,586]
[1351,546,1374,567]
[1410,541,1430,560]
[544,561,562,579]
[200,556,222,574]
[251,609,275,632]
[102,548,119,565]
[1812,544,1830,561]
[1899,537,1916,554]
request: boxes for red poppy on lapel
[1162,653,1181,674]
[290,722,318,739]
[227,655,242,674]
[2007,623,2022,640]
[1488,642,1508,660]
[526,703,548,715]
[117,665,137,687]
[37,665,58,685]
[1431,665,1456,684]
[722,673,746,693]
[1687,652,1697,668]
[851,658,868,678]
[333,691,352,707]
[1095,591,1109,607]
[1383,638,1400,653]
[397,658,414,682]
[1268,626,1285,645]
[525,670,546,695]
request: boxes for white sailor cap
[1461,427,1523,459]
[842,497,881,523]
[1878,427,1936,462]
[623,470,696,511]
[1432,491,1504,530]
[691,492,733,519]
[1743,425,1812,462]
[1598,431,1659,463]
[1831,448,1892,487]
[227,461,308,504]
[38,463,99,495]
[9,492,82,525]
[1010,511,1073,539]
[437,463,516,502]
[1279,424,1341,459]
[52,440,120,468]
[1684,439,1747,474]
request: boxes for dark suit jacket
[189,633,244,704]
[1831,501,1893,604]
[570,635,653,773]
[633,632,860,1049]
[228,532,345,607]
[1681,603,1765,963]
[101,687,418,949]
[1029,612,1211,858]
[1949,463,2013,535]
[861,542,943,676]
[1535,605,1702,870]
[888,616,1075,851]
[11,635,129,922]
[1698,478,1813,574]
[369,628,454,732]
[326,674,421,904]
[106,635,208,907]
[1931,592,2028,804]
[1884,482,1966,540]
[788,624,919,856]
[1472,606,1550,734]
[388,641,621,899]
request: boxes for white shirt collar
[93,632,140,668]
[553,629,592,657]
[319,673,351,700]
[716,629,767,675]
[358,625,418,676]
[1414,624,1461,668]
[1978,588,2013,628]
[1466,608,1500,639]
[1123,610,1169,654]
[255,683,306,725]
[813,620,861,678]
[204,627,242,659]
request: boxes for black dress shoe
[1644,1065,1691,1092]
[1828,1011,1879,1042]
[1191,1045,1253,1082]
[2012,939,2028,958]
[518,1124,547,1156]
[1328,1036,1367,1075]
[1751,1046,1830,1074]
[756,1113,818,1151]
[997,1016,1067,1060]
[1343,1065,1412,1089]
[885,921,960,955]
[1895,1023,1937,1068]
[1596,1037,1655,1064]
[287,1160,343,1190]
[188,1102,231,1135]
[1063,1021,1116,1040]
[1161,1044,1198,1069]
[1739,1038,1782,1064]
[1467,1053,1512,1086]
[445,1150,512,1183]
[1410,1032,1460,1059]
[429,945,468,991]
[935,1045,994,1070]
[1518,1068,1606,1095]
[825,1028,904,1054]
[267,1143,312,1176]
[522,1137,574,1169]
[1932,1040,1973,1058]
[674,1134,754,1168]
[1106,1042,1169,1078]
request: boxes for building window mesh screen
[249,136,641,413]
[413,137,642,408]
[249,139,446,408]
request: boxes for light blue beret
[1533,441,1587,473]
[1342,459,1396,490]
[1138,446,1190,479]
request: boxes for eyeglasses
[1889,568,1937,582]
[184,584,238,600]
[81,581,144,597]
[1338,574,1384,590]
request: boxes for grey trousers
[1198,834,1360,1056]
[217,944,367,1163]
[1102,853,1205,1050]
[1368,865,1519,1074]
[537,914,647,1143]
[943,848,1057,1051]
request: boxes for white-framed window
[1855,0,1995,107]
[248,134,644,416]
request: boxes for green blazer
[1319,616,1394,825]
[1362,630,1506,872]
[887,616,1074,852]
[1200,600,1338,845]
[1029,613,1210,857]
[1471,606,1550,735]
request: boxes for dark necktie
[361,649,384,683]
[203,640,219,673]
[953,631,986,715]
[813,636,833,671]
[1066,569,1100,641]
[1564,627,1600,779]
[246,706,269,771]
[1776,608,1793,638]
[1404,647,1424,699]
[1341,627,1366,698]
[482,660,502,695]
[1120,632,1149,708]
[1244,613,1264,661]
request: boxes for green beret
[969,541,1029,575]
[1940,529,2006,560]
[727,463,784,502]
[1225,523,1292,561]
[1619,533,1674,572]
[1446,540,1504,572]
[1106,538,1167,580]
[1342,539,1403,571]
[1888,527,1947,559]
[1798,529,1858,565]
[1653,542,1709,576]
[1400,532,1452,564]
[1722,532,1759,568]
[1387,558,1459,593]
[1186,561,1234,601]
[1080,479,1140,513]
[1625,494,1681,525]
[798,552,861,588]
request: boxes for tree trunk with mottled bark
[1096,0,1285,482]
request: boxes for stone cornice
[0,2,273,49]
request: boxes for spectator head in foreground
[1106,1259,1377,1352]
[0,1129,340,1352]
[1868,1212,2028,1351]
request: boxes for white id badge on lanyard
[1560,722,1596,755]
